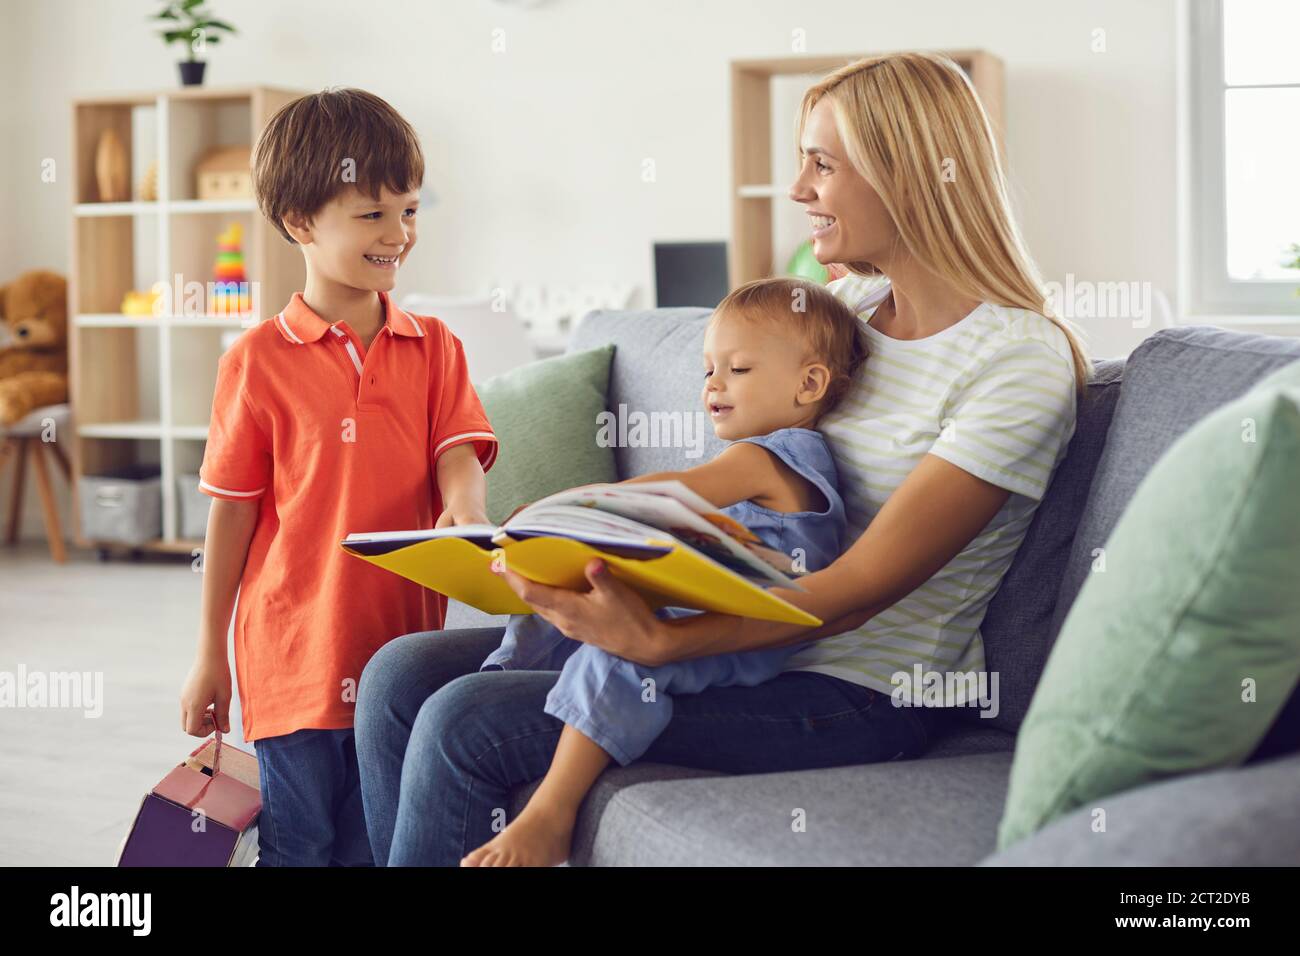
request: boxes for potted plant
[153,1,237,87]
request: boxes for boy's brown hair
[252,87,425,245]
[712,277,869,420]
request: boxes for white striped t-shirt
[782,274,1079,706]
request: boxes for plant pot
[178,61,207,86]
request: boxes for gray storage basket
[176,473,212,540]
[78,465,163,546]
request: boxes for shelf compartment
[72,324,160,428]
[74,99,158,205]
[165,96,253,202]
[76,435,159,474]
[168,210,261,319]
[73,213,161,314]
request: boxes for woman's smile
[809,212,837,238]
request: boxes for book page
[510,495,796,586]
[341,525,499,555]
[613,479,761,543]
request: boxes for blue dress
[479,427,847,765]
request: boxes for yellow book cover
[341,482,821,627]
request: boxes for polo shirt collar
[273,290,425,344]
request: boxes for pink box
[117,732,261,867]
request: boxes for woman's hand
[492,558,674,666]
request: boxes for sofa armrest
[978,751,1300,866]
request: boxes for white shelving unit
[70,85,304,554]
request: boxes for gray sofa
[448,309,1300,866]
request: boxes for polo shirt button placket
[361,332,378,402]
[329,324,370,404]
[362,326,389,402]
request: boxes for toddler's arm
[499,441,800,522]
[620,441,790,509]
[180,497,258,736]
[435,442,489,527]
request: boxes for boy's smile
[285,184,420,292]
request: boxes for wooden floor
[0,541,245,866]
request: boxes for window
[1189,0,1300,315]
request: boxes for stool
[0,403,72,563]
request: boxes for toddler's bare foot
[460,802,576,867]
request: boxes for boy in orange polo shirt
[178,88,497,866]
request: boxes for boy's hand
[180,653,233,736]
[435,503,490,528]
[435,443,489,529]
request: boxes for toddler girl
[466,276,868,866]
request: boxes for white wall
[0,0,1201,539]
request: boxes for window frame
[1187,0,1300,317]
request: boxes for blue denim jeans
[355,627,940,867]
[253,727,374,867]
[542,639,819,766]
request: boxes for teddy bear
[0,270,70,427]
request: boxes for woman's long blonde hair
[798,52,1091,394]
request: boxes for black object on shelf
[654,241,729,308]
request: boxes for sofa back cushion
[1048,327,1300,644]
[570,308,726,477]
[966,357,1125,732]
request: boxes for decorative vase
[94,129,129,203]
[178,61,207,86]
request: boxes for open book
[341,481,821,626]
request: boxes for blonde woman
[355,52,1090,867]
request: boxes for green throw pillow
[997,361,1300,850]
[476,345,617,524]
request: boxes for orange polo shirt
[199,290,498,742]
